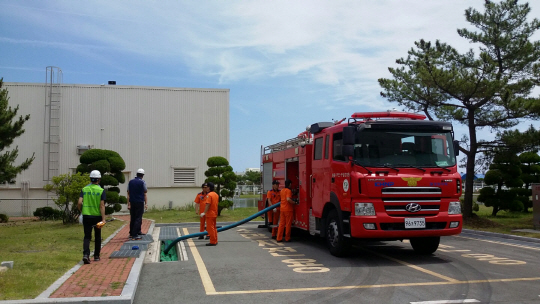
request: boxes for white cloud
[3,0,540,170]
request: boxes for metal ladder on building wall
[43,66,63,181]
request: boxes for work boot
[198,236,204,240]
[94,256,100,261]
[205,236,210,240]
[83,255,91,264]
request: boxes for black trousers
[83,215,102,257]
[129,202,144,237]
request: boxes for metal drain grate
[159,227,179,240]
[109,249,141,258]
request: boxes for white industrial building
[1,71,229,216]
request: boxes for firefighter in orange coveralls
[266,180,281,239]
[201,182,219,246]
[276,179,296,242]
[194,183,208,240]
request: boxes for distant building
[1,81,229,216]
[245,168,260,172]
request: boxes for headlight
[355,203,375,216]
[448,201,461,214]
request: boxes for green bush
[33,207,63,221]
[80,149,120,164]
[106,190,119,204]
[113,171,125,184]
[101,175,119,186]
[0,213,8,223]
[108,156,126,172]
[219,199,234,211]
[114,203,122,212]
[105,206,115,214]
[91,159,111,174]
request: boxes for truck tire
[325,209,350,257]
[410,236,440,255]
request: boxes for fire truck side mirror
[343,126,355,145]
[453,140,460,156]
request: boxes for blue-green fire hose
[163,202,280,254]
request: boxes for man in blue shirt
[127,168,147,240]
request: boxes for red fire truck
[259,111,463,256]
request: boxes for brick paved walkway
[49,216,152,298]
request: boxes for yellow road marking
[183,228,216,294]
[210,277,540,295]
[455,235,540,251]
[184,227,540,296]
[363,248,460,282]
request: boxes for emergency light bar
[351,111,426,120]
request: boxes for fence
[0,198,56,217]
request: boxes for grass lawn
[463,204,539,239]
[0,217,124,300]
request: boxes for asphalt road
[134,224,540,304]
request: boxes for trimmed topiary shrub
[77,149,128,215]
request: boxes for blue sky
[1,1,540,173]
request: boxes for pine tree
[379,0,540,217]
[0,78,35,183]
[205,156,237,216]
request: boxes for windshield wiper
[381,164,399,172]
[430,164,451,172]
[353,160,373,174]
[396,164,426,172]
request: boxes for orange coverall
[205,191,219,245]
[194,192,207,232]
[266,189,281,237]
[276,187,294,242]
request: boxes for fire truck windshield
[353,130,456,168]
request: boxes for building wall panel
[2,83,229,214]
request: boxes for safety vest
[81,184,104,216]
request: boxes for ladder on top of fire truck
[264,131,312,154]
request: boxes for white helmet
[137,168,145,174]
[90,170,101,178]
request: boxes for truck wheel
[325,209,350,257]
[410,237,440,255]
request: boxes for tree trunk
[463,112,478,219]
[491,205,499,217]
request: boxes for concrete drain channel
[149,226,188,263]
[160,240,178,261]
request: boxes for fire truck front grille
[382,198,441,217]
[381,187,442,217]
[381,187,441,195]
[379,222,447,230]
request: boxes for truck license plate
[405,218,425,229]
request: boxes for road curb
[462,229,540,244]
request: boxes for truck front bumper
[349,213,462,239]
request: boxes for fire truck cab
[259,111,463,257]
